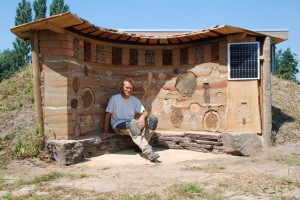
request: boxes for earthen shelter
[11,12,288,163]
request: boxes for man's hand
[138,117,146,129]
[101,131,110,140]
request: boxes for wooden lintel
[44,21,65,34]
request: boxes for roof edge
[10,12,289,45]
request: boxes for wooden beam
[149,37,158,44]
[72,22,92,30]
[159,37,168,44]
[81,27,98,34]
[31,30,44,133]
[262,37,272,147]
[177,36,191,43]
[44,21,65,34]
[227,33,248,42]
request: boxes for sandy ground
[1,143,300,199]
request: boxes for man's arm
[102,112,112,139]
[137,109,149,129]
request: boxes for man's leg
[125,119,159,161]
[143,114,158,142]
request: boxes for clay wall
[39,30,239,139]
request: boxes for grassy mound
[0,65,34,125]
[272,76,300,144]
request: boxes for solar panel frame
[227,42,260,80]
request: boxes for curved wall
[40,30,228,139]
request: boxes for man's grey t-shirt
[106,94,145,129]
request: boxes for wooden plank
[43,21,65,34]
[159,38,169,44]
[177,36,191,43]
[119,34,130,41]
[99,32,113,38]
[138,37,148,43]
[194,32,209,39]
[148,38,158,44]
[129,36,139,42]
[168,37,180,44]
[225,80,261,133]
[188,35,200,41]
[73,22,93,31]
[81,27,98,34]
[108,33,122,40]
[90,29,106,36]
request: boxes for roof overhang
[11,12,288,45]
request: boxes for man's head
[121,78,134,99]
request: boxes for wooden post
[31,30,44,133]
[262,37,272,147]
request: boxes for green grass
[118,192,160,200]
[3,171,64,191]
[268,154,300,166]
[272,76,300,128]
[181,163,225,173]
[0,157,8,169]
[180,182,204,197]
[0,65,33,124]
[0,175,5,184]
[13,124,44,158]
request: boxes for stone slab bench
[45,131,262,165]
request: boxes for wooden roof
[11,12,288,45]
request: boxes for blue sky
[1,0,299,79]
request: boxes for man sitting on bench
[102,78,159,162]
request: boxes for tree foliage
[50,0,69,16]
[275,48,299,82]
[15,0,32,26]
[0,49,19,81]
[13,0,32,68]
[33,0,47,20]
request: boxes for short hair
[122,78,134,86]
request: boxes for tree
[0,49,19,81]
[33,0,47,20]
[50,0,69,16]
[15,0,32,26]
[13,0,32,68]
[275,48,299,82]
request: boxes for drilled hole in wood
[72,77,80,93]
[70,99,78,109]
[82,88,94,111]
[84,65,88,76]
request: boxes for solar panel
[228,42,260,80]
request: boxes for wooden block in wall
[173,48,180,65]
[138,49,145,66]
[204,44,211,63]
[219,43,227,61]
[225,80,261,133]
